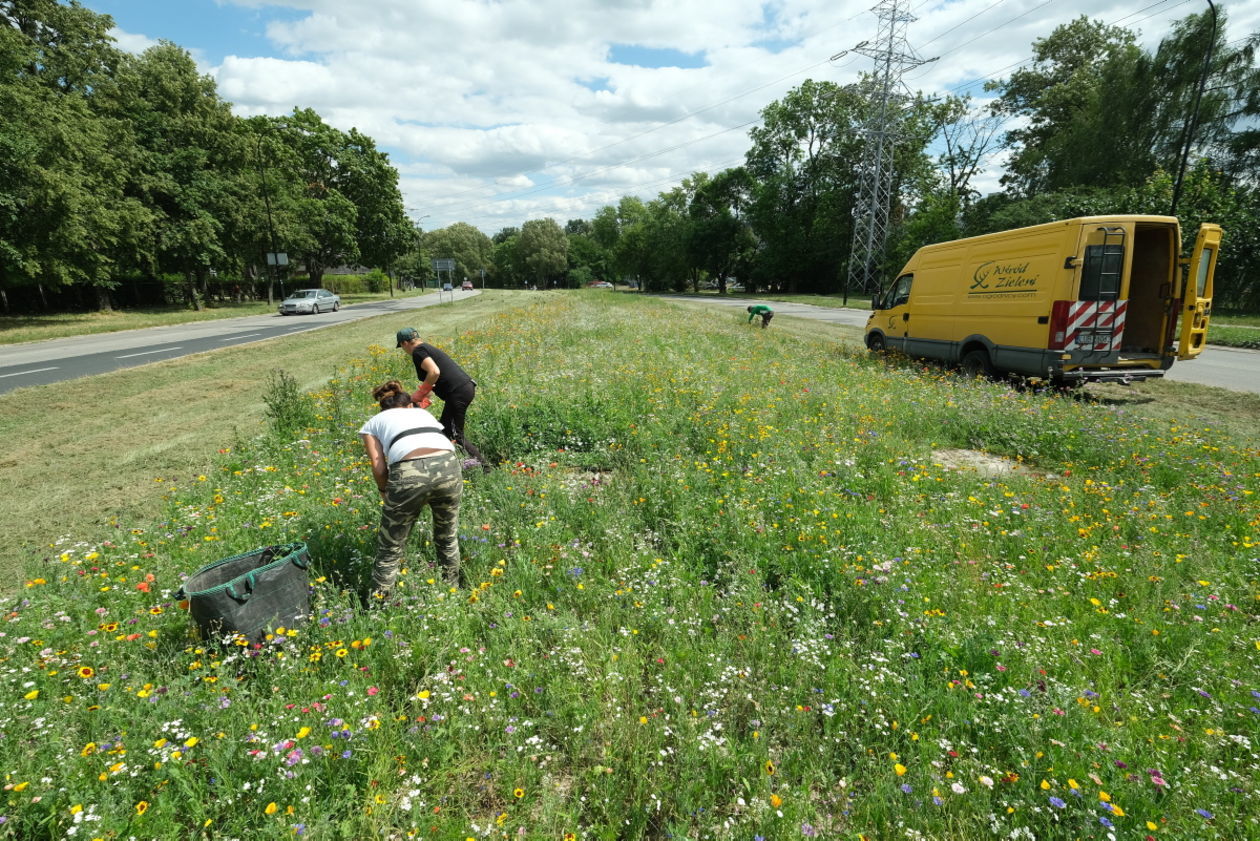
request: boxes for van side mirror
[871,297,880,311]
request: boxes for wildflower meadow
[1,294,1256,840]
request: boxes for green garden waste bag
[176,543,311,643]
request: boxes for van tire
[866,333,886,353]
[960,350,995,379]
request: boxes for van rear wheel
[960,350,995,379]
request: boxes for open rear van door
[1177,223,1222,360]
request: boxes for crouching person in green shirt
[747,304,774,328]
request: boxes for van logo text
[970,261,1038,291]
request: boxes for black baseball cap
[395,327,419,347]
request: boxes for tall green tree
[518,218,568,287]
[270,108,359,288]
[744,79,863,292]
[341,128,413,287]
[686,168,755,293]
[110,42,242,310]
[423,222,493,286]
[0,0,140,311]
[989,11,1259,197]
[989,17,1140,195]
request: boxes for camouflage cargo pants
[370,452,463,601]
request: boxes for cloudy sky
[91,0,1253,235]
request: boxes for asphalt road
[3,291,1255,396]
[0,290,476,395]
[666,295,1260,396]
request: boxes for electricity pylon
[846,0,935,296]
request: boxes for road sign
[431,258,455,272]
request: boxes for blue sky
[90,0,1254,235]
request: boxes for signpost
[431,258,456,300]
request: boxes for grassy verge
[0,289,435,346]
[0,294,1256,839]
[0,290,518,578]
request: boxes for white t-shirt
[359,407,454,465]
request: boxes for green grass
[0,288,435,346]
[0,290,517,579]
[0,294,1256,840]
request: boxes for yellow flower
[23,689,38,700]
[265,802,278,815]
[135,801,149,815]
[770,793,783,808]
[764,760,776,776]
[296,726,311,739]
[1147,821,1159,831]
[184,736,199,748]
[80,742,97,757]
[12,781,29,792]
[416,690,430,700]
[894,763,907,777]
[1040,779,1051,790]
[513,787,525,798]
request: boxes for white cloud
[108,27,160,55]
[187,0,1260,232]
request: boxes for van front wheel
[866,333,886,353]
[960,350,995,379]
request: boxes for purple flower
[1197,809,1214,820]
[1049,797,1066,809]
[900,784,913,794]
[801,824,817,837]
[1099,816,1113,828]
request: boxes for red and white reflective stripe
[1064,300,1127,351]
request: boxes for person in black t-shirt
[395,327,489,470]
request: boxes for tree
[744,79,864,293]
[270,108,360,288]
[423,222,493,286]
[110,42,242,310]
[593,197,647,284]
[989,16,1140,195]
[989,11,1259,197]
[0,0,142,312]
[518,218,568,287]
[687,168,755,293]
[566,230,609,286]
[341,128,413,287]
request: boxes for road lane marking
[0,366,59,378]
[221,334,261,341]
[116,347,182,359]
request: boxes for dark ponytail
[372,380,412,410]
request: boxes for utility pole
[845,0,935,301]
[255,130,283,305]
[1170,0,1217,217]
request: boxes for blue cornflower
[1197,809,1214,820]
[1049,797,1067,809]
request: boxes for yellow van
[865,215,1222,385]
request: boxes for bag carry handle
[225,572,256,603]
[283,543,309,570]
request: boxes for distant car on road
[461,280,474,290]
[278,288,340,315]
[586,280,613,288]
[442,282,453,292]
